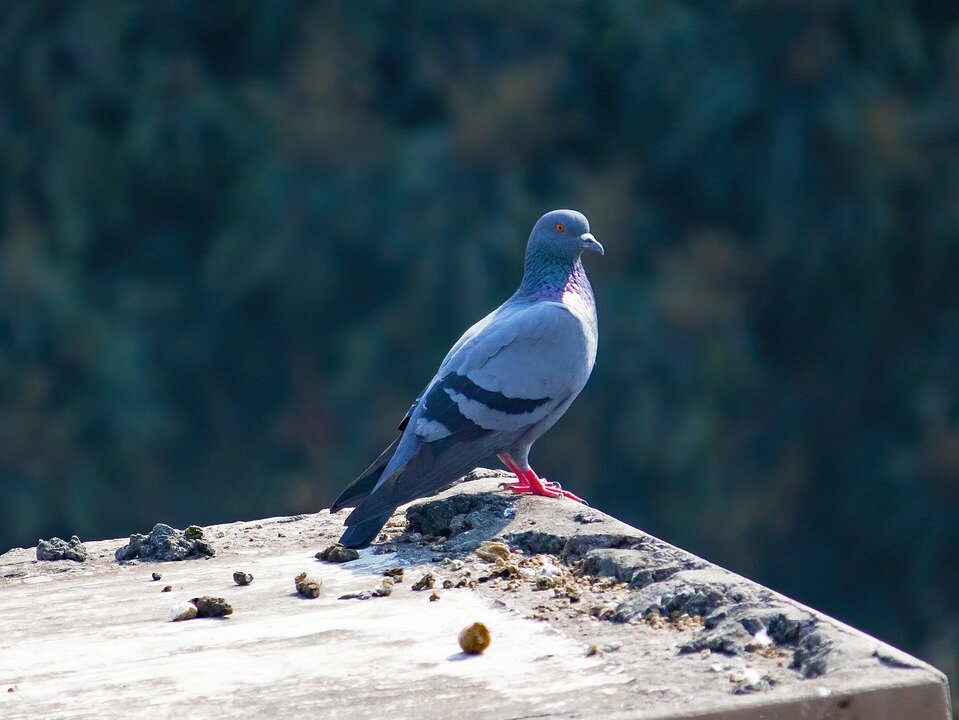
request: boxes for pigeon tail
[339,509,394,548]
[330,437,400,513]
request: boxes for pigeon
[332,209,603,548]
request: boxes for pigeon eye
[554,223,566,233]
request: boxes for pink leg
[497,453,532,492]
[497,453,587,504]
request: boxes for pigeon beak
[580,233,604,256]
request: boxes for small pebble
[151,572,162,581]
[475,541,511,563]
[161,585,172,592]
[586,644,599,657]
[338,591,371,600]
[383,567,404,579]
[458,622,491,654]
[190,596,233,618]
[589,605,615,621]
[411,572,435,591]
[535,576,556,590]
[372,578,394,597]
[316,544,360,563]
[233,571,254,586]
[183,525,204,540]
[295,572,322,598]
[442,579,454,589]
[429,591,440,602]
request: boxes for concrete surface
[0,469,951,720]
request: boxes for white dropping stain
[752,627,772,647]
[20,576,53,585]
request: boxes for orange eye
[554,223,566,233]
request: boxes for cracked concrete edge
[395,469,952,718]
[2,467,952,720]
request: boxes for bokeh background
[1,0,957,689]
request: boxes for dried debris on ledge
[368,469,836,681]
[36,536,87,563]
[294,572,322,598]
[315,543,360,563]
[4,467,946,720]
[115,523,215,562]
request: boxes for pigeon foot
[498,467,587,504]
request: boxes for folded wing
[339,301,591,544]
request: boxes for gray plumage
[333,209,603,547]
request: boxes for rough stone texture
[36,536,87,563]
[114,523,215,562]
[0,469,951,720]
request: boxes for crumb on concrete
[295,572,322,598]
[475,541,511,563]
[458,622,491,654]
[190,596,233,618]
[411,572,435,591]
[372,578,394,597]
[315,544,360,563]
[233,571,253,586]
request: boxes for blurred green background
[1,0,956,687]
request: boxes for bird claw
[499,480,532,493]
[499,478,587,504]
[547,482,587,504]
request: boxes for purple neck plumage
[516,251,594,303]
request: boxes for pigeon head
[518,209,603,298]
[527,209,604,259]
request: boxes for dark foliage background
[1,0,956,687]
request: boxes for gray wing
[351,301,593,515]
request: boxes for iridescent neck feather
[516,246,594,302]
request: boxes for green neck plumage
[517,246,591,300]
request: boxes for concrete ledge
[0,469,951,719]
